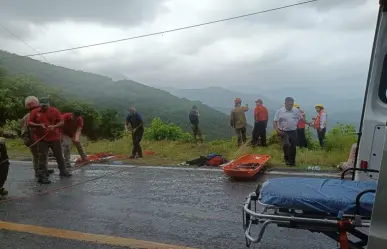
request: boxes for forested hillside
[0,50,244,140]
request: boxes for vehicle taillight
[360,160,368,169]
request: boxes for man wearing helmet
[312,104,327,147]
[230,98,249,146]
[28,97,72,184]
[61,110,88,168]
[20,96,54,178]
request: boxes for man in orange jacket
[312,104,327,147]
[251,99,268,147]
[293,104,308,148]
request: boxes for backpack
[189,110,199,124]
[207,155,228,167]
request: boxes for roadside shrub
[144,117,191,141]
[324,123,357,152]
[0,119,20,138]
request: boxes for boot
[37,177,51,184]
[59,170,72,177]
[0,187,8,196]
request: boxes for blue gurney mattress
[259,177,376,216]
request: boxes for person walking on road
[0,138,10,198]
[273,97,303,166]
[20,96,54,178]
[313,104,327,147]
[293,104,308,148]
[28,97,72,184]
[125,107,144,159]
[230,98,249,147]
[61,110,89,168]
[189,105,204,143]
[251,99,268,147]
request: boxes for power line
[18,0,318,58]
[0,23,50,63]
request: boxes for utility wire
[17,0,318,58]
[0,23,50,63]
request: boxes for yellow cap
[315,104,324,108]
[293,103,300,108]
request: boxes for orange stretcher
[223,154,271,178]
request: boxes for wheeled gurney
[243,168,379,249]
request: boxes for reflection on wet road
[0,163,335,249]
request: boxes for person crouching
[61,110,88,168]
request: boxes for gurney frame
[242,168,379,249]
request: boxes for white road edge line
[9,160,338,177]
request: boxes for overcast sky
[0,0,378,97]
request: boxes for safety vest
[297,111,306,129]
[314,110,326,129]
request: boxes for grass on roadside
[5,136,348,170]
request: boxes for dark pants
[317,128,326,147]
[132,129,144,157]
[251,121,267,146]
[235,127,247,146]
[37,140,66,178]
[297,128,308,148]
[191,124,203,142]
[0,142,10,188]
[280,130,297,165]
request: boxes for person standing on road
[125,107,144,159]
[293,104,308,148]
[230,98,249,147]
[61,110,89,168]
[0,138,10,197]
[28,97,72,184]
[251,99,268,147]
[273,97,303,166]
[20,96,54,178]
[312,104,327,147]
[189,105,204,143]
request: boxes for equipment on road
[243,167,378,249]
[223,154,270,178]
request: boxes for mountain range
[0,50,249,140]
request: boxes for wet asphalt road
[0,162,336,249]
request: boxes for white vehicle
[363,1,387,248]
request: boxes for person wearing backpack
[189,105,204,143]
[20,96,54,178]
[230,98,249,146]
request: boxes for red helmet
[25,96,39,109]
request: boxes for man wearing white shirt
[312,104,327,147]
[273,97,303,166]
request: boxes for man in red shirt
[251,99,269,147]
[61,110,88,168]
[28,97,72,184]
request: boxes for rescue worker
[21,96,54,178]
[61,110,88,168]
[230,98,249,147]
[273,97,303,166]
[189,105,204,143]
[28,97,72,184]
[0,138,10,197]
[293,104,308,148]
[125,107,144,159]
[251,99,268,147]
[312,104,327,147]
